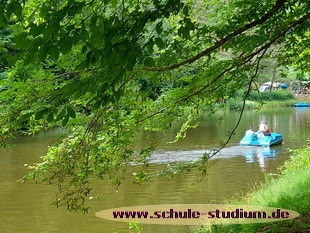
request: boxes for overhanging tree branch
[49,0,292,85]
[141,0,288,72]
[138,12,310,123]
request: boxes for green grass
[228,99,297,110]
[228,90,296,110]
[259,99,297,108]
[196,144,310,233]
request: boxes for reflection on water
[294,107,309,111]
[241,146,283,172]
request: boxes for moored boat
[293,102,309,107]
[239,132,283,146]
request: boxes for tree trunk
[270,66,277,93]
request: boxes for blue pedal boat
[239,133,283,146]
[293,102,309,107]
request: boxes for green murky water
[1,107,310,233]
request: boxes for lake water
[1,107,310,233]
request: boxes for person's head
[249,126,253,130]
[260,121,265,124]
[264,125,270,132]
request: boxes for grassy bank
[196,144,310,233]
[228,99,297,110]
[228,90,297,110]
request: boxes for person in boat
[258,121,266,133]
[260,125,271,137]
[245,126,255,136]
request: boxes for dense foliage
[0,0,309,211]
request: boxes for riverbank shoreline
[260,93,310,108]
[229,92,310,110]
[196,144,310,233]
[294,93,310,103]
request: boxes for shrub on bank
[228,98,258,110]
[247,90,294,101]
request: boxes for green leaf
[56,108,66,121]
[35,109,48,120]
[80,29,89,40]
[111,0,118,8]
[19,112,33,122]
[86,51,92,66]
[113,91,120,101]
[23,52,35,65]
[155,22,163,34]
[60,39,72,55]
[67,106,76,118]
[14,32,29,48]
[30,23,46,37]
[185,19,195,30]
[12,1,23,18]
[147,45,154,54]
[49,46,59,60]
[50,19,60,35]
[6,55,19,66]
[101,95,111,107]
[75,60,87,70]
[127,53,136,71]
[0,14,8,27]
[71,34,80,45]
[64,82,80,95]
[155,38,165,48]
[5,2,13,19]
[183,27,190,39]
[62,115,69,126]
[144,57,155,67]
[38,46,48,61]
[90,15,98,25]
[97,83,108,94]
[81,45,87,54]
[145,39,155,54]
[93,100,102,110]
[47,112,54,123]
[42,27,54,38]
[179,26,190,39]
[183,6,189,16]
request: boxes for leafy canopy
[0,0,309,211]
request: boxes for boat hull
[293,103,309,107]
[239,133,283,146]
